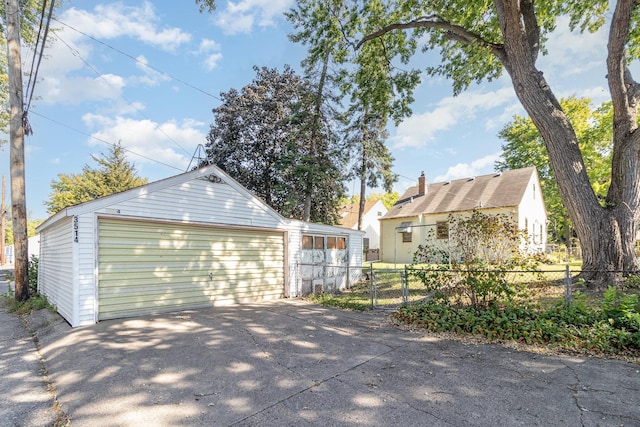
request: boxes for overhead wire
[52,17,222,101]
[23,0,56,135]
[54,32,193,157]
[29,110,184,172]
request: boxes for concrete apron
[32,300,640,427]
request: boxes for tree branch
[607,0,636,134]
[520,0,540,62]
[356,14,503,57]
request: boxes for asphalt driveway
[31,300,640,427]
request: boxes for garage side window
[314,236,324,249]
[327,237,337,249]
[337,237,346,249]
[302,235,313,249]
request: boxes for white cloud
[434,153,501,182]
[194,38,224,71]
[203,53,224,71]
[81,114,207,170]
[214,0,294,35]
[197,39,222,53]
[62,1,191,52]
[132,55,170,86]
[39,74,125,105]
[540,15,608,78]
[390,87,515,149]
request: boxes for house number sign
[73,216,79,243]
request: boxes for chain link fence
[365,264,577,309]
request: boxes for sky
[0,1,613,220]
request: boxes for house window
[302,235,313,249]
[337,237,346,249]
[327,237,337,249]
[398,221,412,243]
[436,221,449,239]
[314,236,324,249]
[363,237,370,250]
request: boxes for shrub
[28,255,38,294]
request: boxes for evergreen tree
[205,66,345,224]
[45,142,147,214]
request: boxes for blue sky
[0,1,612,220]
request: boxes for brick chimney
[418,171,426,196]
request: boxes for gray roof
[383,167,537,219]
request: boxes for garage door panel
[98,272,285,289]
[98,219,285,321]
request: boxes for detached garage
[36,164,363,327]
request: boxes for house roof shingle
[383,167,537,220]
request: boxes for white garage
[36,164,363,327]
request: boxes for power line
[28,110,184,173]
[54,33,193,157]
[22,0,55,135]
[52,17,222,101]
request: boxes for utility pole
[1,175,5,265]
[6,0,29,301]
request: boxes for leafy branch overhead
[294,0,640,286]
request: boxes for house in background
[36,164,363,327]
[338,200,387,260]
[379,167,547,264]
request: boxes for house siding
[101,179,282,229]
[380,208,520,264]
[38,217,74,324]
[518,175,547,252]
[37,165,363,326]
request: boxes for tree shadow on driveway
[33,300,640,427]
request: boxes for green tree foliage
[205,66,346,224]
[4,218,41,244]
[496,98,612,243]
[299,0,640,284]
[368,191,400,210]
[45,142,148,215]
[287,0,401,228]
[0,0,56,142]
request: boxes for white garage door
[98,218,285,321]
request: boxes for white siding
[360,200,386,249]
[38,217,74,324]
[76,214,98,326]
[517,173,548,253]
[101,180,282,229]
[37,165,364,325]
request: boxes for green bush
[392,289,640,357]
[28,255,38,294]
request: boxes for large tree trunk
[358,153,366,231]
[496,0,640,287]
[303,51,331,222]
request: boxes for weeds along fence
[366,264,576,309]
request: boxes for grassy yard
[310,262,579,311]
[308,262,640,360]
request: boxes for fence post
[346,264,350,289]
[402,265,409,305]
[369,262,375,309]
[564,265,572,305]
